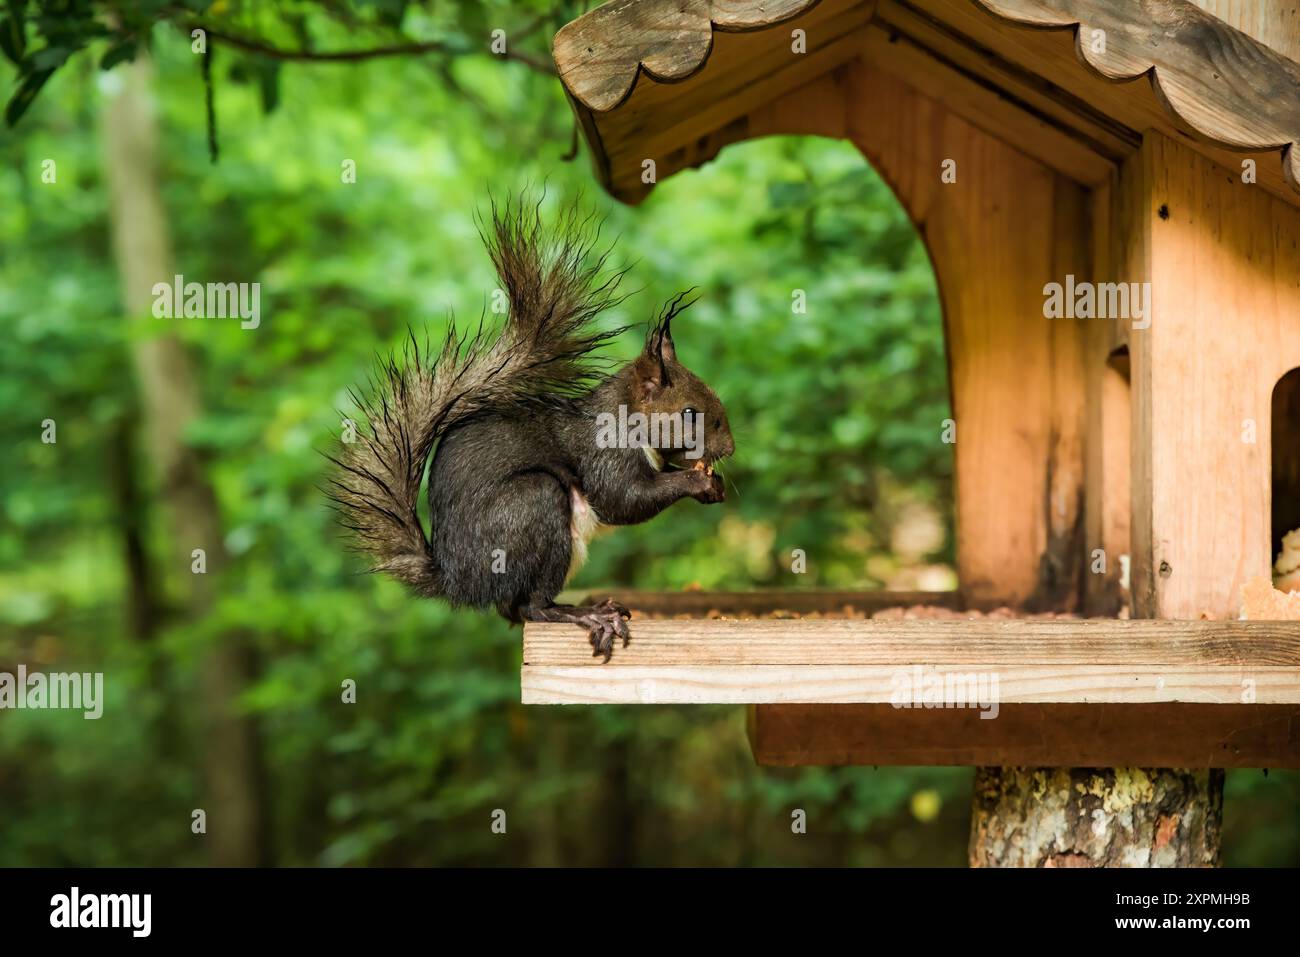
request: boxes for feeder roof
[552,0,1300,206]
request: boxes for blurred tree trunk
[101,52,269,867]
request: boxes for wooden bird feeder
[526,0,1300,806]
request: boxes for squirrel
[329,199,734,659]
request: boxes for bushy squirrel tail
[327,196,628,594]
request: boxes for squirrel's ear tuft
[646,288,698,371]
[656,315,677,366]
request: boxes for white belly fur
[567,486,607,583]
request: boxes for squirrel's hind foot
[585,597,631,660]
[519,600,632,662]
[585,609,630,662]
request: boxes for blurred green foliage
[0,3,1295,867]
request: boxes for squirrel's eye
[683,407,698,419]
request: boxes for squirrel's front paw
[686,469,725,504]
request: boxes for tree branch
[186,23,556,75]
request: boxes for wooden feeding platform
[522,591,1300,769]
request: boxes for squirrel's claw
[592,597,631,620]
[612,612,631,646]
[584,609,631,662]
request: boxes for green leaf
[0,13,24,65]
[99,38,137,71]
[257,58,280,114]
[27,44,71,70]
[4,67,52,127]
[374,0,408,29]
[2,0,25,56]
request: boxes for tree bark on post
[969,768,1223,867]
[101,53,268,867]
